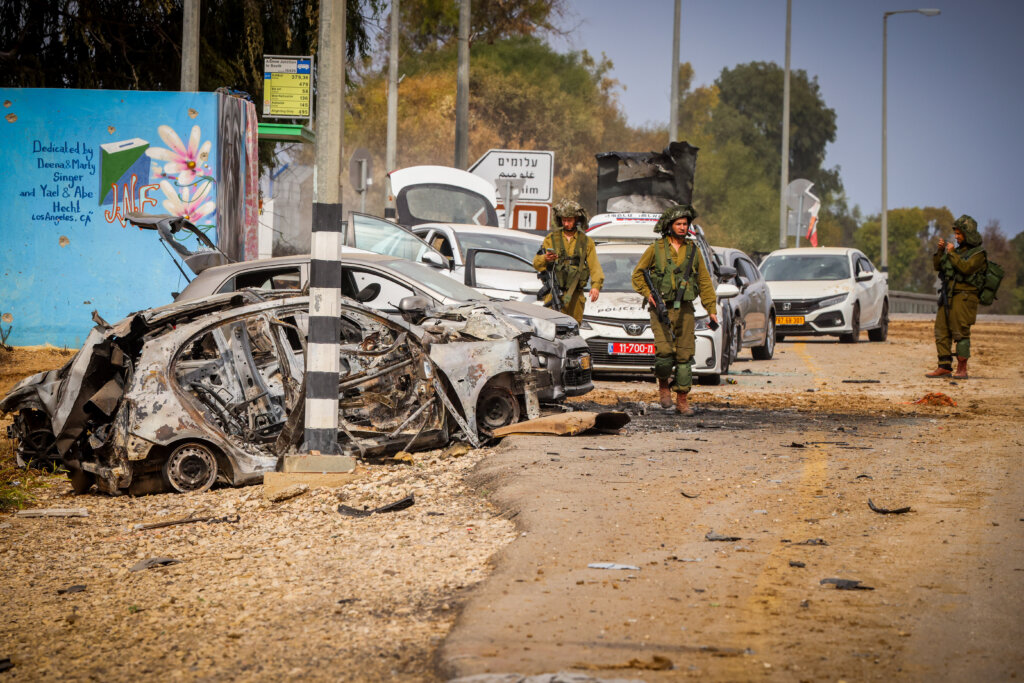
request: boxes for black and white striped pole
[292,0,350,468]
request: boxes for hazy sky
[549,0,1023,236]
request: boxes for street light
[881,8,940,272]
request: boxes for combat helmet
[952,214,982,247]
[552,198,588,229]
[654,204,698,235]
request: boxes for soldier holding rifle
[631,204,717,415]
[532,198,603,323]
[926,214,986,380]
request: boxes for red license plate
[608,342,655,355]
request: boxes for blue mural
[0,89,244,346]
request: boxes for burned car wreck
[2,292,541,496]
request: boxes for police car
[580,213,739,384]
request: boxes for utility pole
[778,0,792,249]
[454,0,470,169]
[180,0,200,90]
[668,0,681,143]
[385,0,399,218]
[299,0,346,463]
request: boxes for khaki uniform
[631,237,716,392]
[933,244,986,361]
[532,229,604,323]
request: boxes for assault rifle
[642,268,675,342]
[537,261,564,311]
[937,265,951,322]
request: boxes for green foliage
[854,207,953,292]
[398,0,566,51]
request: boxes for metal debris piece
[588,563,640,571]
[15,508,89,518]
[868,499,912,515]
[573,654,673,671]
[680,491,700,499]
[338,494,415,518]
[789,561,806,568]
[842,379,880,384]
[57,584,87,595]
[0,657,12,673]
[705,531,742,542]
[133,513,240,531]
[855,474,873,480]
[491,411,630,437]
[821,578,874,590]
[794,538,829,546]
[129,557,182,572]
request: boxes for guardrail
[889,290,936,314]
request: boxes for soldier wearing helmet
[532,198,604,323]
[630,204,717,415]
[926,214,986,380]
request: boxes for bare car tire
[752,315,776,360]
[476,387,521,436]
[868,300,889,342]
[839,304,860,344]
[69,468,95,495]
[162,443,219,493]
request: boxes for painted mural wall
[0,89,258,347]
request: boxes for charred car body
[2,292,542,496]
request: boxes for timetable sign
[263,55,313,119]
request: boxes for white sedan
[759,247,889,343]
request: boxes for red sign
[497,202,551,231]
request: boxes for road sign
[470,149,554,202]
[497,202,551,231]
[349,148,373,213]
[263,55,313,119]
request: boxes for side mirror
[397,295,431,323]
[715,283,740,300]
[736,275,750,291]
[717,264,737,280]
[354,282,381,303]
[855,270,872,282]
[422,251,448,269]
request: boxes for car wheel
[729,322,743,363]
[752,315,776,360]
[840,304,860,343]
[476,386,521,436]
[162,442,219,493]
[868,300,889,342]
[69,467,95,495]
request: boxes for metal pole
[668,0,681,143]
[796,192,804,247]
[778,0,792,249]
[881,13,889,271]
[454,0,470,169]
[385,0,399,218]
[301,0,346,459]
[180,0,200,90]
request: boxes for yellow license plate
[776,315,805,325]
[580,355,591,370]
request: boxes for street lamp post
[881,8,940,272]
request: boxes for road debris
[680,490,700,499]
[129,557,182,572]
[267,483,310,503]
[338,494,415,517]
[574,654,673,671]
[56,584,86,595]
[794,538,829,546]
[15,508,88,518]
[706,531,742,542]
[789,561,806,568]
[868,499,912,515]
[492,411,630,437]
[587,563,641,571]
[842,379,880,384]
[0,658,12,673]
[820,578,874,591]
[911,392,957,407]
[132,512,240,531]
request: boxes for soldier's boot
[658,378,673,409]
[952,357,969,380]
[925,362,952,378]
[675,390,693,416]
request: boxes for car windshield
[379,259,487,302]
[596,251,642,292]
[402,185,497,226]
[350,214,440,263]
[459,232,541,263]
[760,254,851,281]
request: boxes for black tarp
[595,141,699,214]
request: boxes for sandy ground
[1,319,1022,681]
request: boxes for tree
[397,0,567,52]
[854,207,954,292]
[979,221,1021,314]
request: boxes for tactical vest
[940,246,987,291]
[652,238,699,304]
[551,230,589,299]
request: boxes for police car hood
[765,280,852,301]
[583,290,710,321]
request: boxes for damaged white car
[1,292,542,496]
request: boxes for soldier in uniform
[926,214,987,380]
[532,198,604,324]
[631,204,717,415]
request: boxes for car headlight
[508,314,556,341]
[579,320,593,330]
[818,293,849,309]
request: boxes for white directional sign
[470,149,554,202]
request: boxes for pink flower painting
[146,125,212,186]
